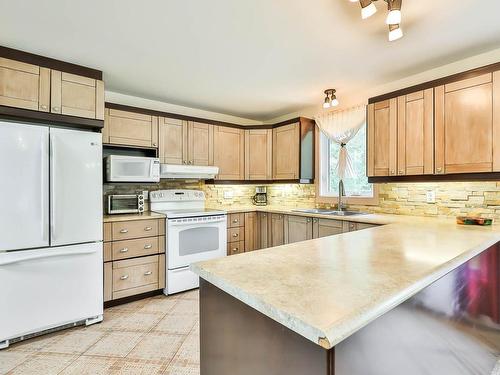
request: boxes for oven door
[167,215,227,269]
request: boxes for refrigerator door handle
[41,137,49,242]
[49,135,56,242]
[0,248,98,266]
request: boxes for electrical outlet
[142,190,149,200]
[426,190,436,203]
[223,190,234,199]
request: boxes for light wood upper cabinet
[188,121,214,166]
[103,108,158,147]
[367,98,397,177]
[273,123,300,180]
[435,73,498,174]
[0,57,50,112]
[213,126,244,180]
[159,117,187,164]
[284,215,313,244]
[397,89,434,176]
[245,129,272,180]
[50,70,104,120]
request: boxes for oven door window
[114,161,150,178]
[179,226,219,256]
[110,197,137,211]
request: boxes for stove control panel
[150,189,205,202]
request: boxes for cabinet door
[188,121,213,166]
[257,212,269,250]
[312,218,343,238]
[397,89,434,176]
[244,212,258,252]
[0,57,50,112]
[158,117,188,164]
[104,108,157,147]
[284,215,313,244]
[435,74,496,174]
[213,126,245,180]
[50,71,104,120]
[273,123,300,180]
[245,129,272,180]
[367,99,397,177]
[269,214,285,247]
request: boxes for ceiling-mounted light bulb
[348,0,358,2]
[388,24,403,41]
[386,0,402,24]
[323,97,331,109]
[331,96,339,107]
[360,0,377,19]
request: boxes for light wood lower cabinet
[244,212,259,252]
[245,129,272,180]
[284,215,313,244]
[269,214,285,247]
[213,126,245,180]
[273,123,300,180]
[0,57,50,111]
[103,108,158,148]
[312,218,343,238]
[227,213,245,255]
[103,218,165,303]
[257,212,269,249]
[50,70,104,120]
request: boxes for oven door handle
[167,217,227,227]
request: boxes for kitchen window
[317,124,378,205]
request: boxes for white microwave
[105,155,160,182]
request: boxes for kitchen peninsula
[192,216,500,375]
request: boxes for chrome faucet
[338,179,346,211]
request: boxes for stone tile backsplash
[104,180,500,219]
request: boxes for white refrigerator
[0,120,103,349]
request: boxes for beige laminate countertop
[191,213,500,350]
[103,211,166,223]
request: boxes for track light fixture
[351,0,404,41]
[323,89,339,109]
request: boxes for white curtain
[315,105,366,180]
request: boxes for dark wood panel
[0,105,104,130]
[368,172,500,183]
[209,179,313,184]
[200,279,334,375]
[368,61,500,104]
[103,289,162,309]
[0,45,102,80]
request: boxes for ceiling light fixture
[388,23,403,41]
[360,0,377,19]
[350,0,404,41]
[386,0,402,24]
[323,89,339,109]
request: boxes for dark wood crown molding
[368,61,500,104]
[0,45,102,80]
[369,172,500,183]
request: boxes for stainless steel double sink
[291,208,367,216]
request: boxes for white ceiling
[1,0,500,121]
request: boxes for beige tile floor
[0,290,200,375]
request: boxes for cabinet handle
[119,248,129,253]
[144,244,152,249]
[436,167,443,173]
[307,218,311,223]
[232,233,239,238]
[40,105,48,110]
[152,143,157,147]
[232,219,239,224]
[144,227,152,231]
[398,170,404,175]
[183,160,187,164]
[390,170,395,175]
[189,160,193,164]
[232,248,238,252]
[119,229,128,233]
[52,106,60,112]
[144,271,152,276]
[313,219,318,223]
[120,275,129,280]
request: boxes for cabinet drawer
[228,227,244,243]
[228,213,245,228]
[112,255,159,294]
[112,219,158,240]
[112,237,160,261]
[227,241,245,256]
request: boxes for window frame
[315,125,379,206]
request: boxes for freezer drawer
[0,243,103,344]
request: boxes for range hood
[160,164,219,180]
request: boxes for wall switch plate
[223,190,234,199]
[142,190,149,200]
[426,190,436,203]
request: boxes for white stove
[150,190,227,295]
